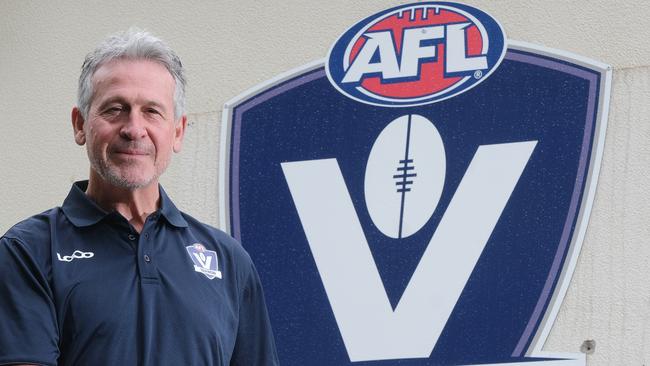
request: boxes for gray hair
[77,28,186,121]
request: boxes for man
[0,29,279,365]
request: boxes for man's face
[74,59,186,190]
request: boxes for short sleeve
[230,261,279,366]
[0,236,59,366]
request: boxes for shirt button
[144,254,151,263]
[144,233,149,239]
[128,234,136,241]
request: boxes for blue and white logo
[221,38,610,366]
[186,243,222,280]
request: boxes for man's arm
[0,236,59,366]
[230,261,279,366]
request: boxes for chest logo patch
[186,243,222,280]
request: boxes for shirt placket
[134,214,159,284]
[134,214,160,366]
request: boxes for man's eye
[104,106,123,114]
[146,108,161,115]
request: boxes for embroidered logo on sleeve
[186,243,222,280]
[57,250,94,262]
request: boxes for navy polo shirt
[0,181,279,366]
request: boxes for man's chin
[112,179,154,190]
[90,160,165,191]
[101,170,158,190]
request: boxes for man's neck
[85,173,160,233]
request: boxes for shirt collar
[158,185,188,228]
[61,181,188,228]
[61,181,108,227]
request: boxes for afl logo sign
[222,1,612,364]
[326,2,506,107]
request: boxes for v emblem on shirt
[186,243,222,280]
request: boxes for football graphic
[364,114,446,238]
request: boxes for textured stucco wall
[1,1,649,364]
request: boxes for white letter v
[281,141,536,362]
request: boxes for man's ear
[172,115,188,153]
[71,107,86,145]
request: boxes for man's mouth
[115,149,149,156]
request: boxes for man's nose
[119,112,148,140]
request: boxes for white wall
[1,1,649,364]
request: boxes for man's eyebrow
[96,96,128,108]
[143,100,168,111]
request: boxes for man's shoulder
[2,207,61,246]
[1,207,63,268]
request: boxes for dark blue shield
[219,42,610,365]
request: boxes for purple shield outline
[219,41,612,363]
